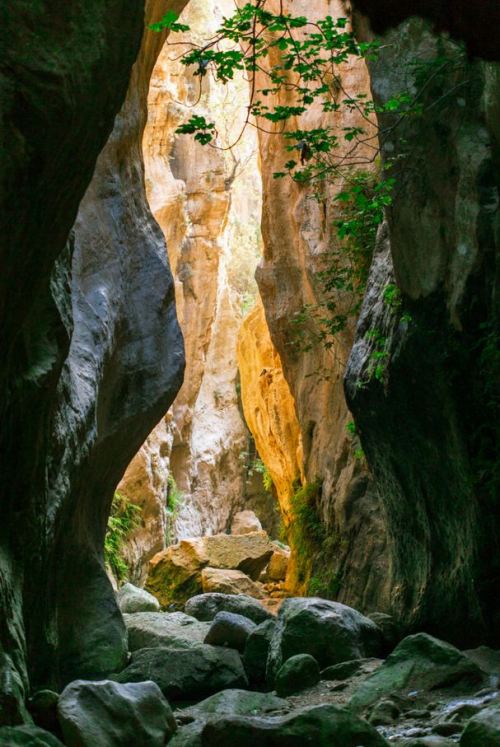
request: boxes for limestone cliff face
[345,22,500,643]
[237,301,304,527]
[246,0,390,607]
[0,0,187,696]
[119,0,264,580]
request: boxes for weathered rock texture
[241,0,390,602]
[345,22,500,643]
[0,0,186,697]
[118,0,268,575]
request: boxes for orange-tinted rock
[201,569,265,600]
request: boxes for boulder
[57,679,176,747]
[231,511,263,535]
[367,612,401,654]
[0,726,64,746]
[321,658,381,681]
[463,646,500,676]
[204,612,257,652]
[117,583,160,613]
[185,593,272,624]
[114,644,248,700]
[123,611,209,652]
[146,539,208,607]
[275,654,320,696]
[460,704,500,746]
[201,568,265,598]
[201,703,389,746]
[145,533,274,606]
[267,598,383,681]
[204,533,274,580]
[27,690,60,735]
[169,690,287,747]
[350,634,484,712]
[243,619,277,684]
[266,548,289,582]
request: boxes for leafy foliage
[165,474,184,546]
[289,480,324,581]
[104,492,141,583]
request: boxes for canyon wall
[0,0,187,700]
[345,21,500,644]
[118,0,268,584]
[241,0,390,605]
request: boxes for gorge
[0,0,499,745]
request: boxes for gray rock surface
[204,612,257,652]
[185,593,272,624]
[243,619,277,684]
[275,654,320,696]
[460,704,500,746]
[201,703,388,746]
[114,644,248,700]
[117,584,160,613]
[123,612,209,652]
[57,679,176,747]
[267,598,383,681]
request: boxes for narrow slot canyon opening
[109,0,294,611]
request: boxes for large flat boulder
[200,704,388,746]
[114,645,248,701]
[350,633,484,712]
[185,593,273,624]
[57,680,176,747]
[146,533,273,607]
[123,611,209,652]
[267,598,383,681]
[201,568,265,598]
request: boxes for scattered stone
[0,726,64,746]
[243,619,277,684]
[397,738,455,746]
[267,598,383,681]
[123,611,210,651]
[201,703,388,746]
[185,592,273,624]
[460,703,500,745]
[266,547,290,582]
[114,644,248,700]
[146,539,208,607]
[321,658,379,681]
[350,633,484,712]
[57,679,176,747]
[231,511,262,535]
[275,654,320,696]
[201,568,265,598]
[117,583,160,613]
[369,698,400,726]
[28,690,59,735]
[203,533,274,580]
[204,611,257,652]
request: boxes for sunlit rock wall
[245,0,390,606]
[119,0,266,582]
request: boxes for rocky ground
[2,526,499,745]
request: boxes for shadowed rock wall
[0,0,186,701]
[345,21,500,644]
